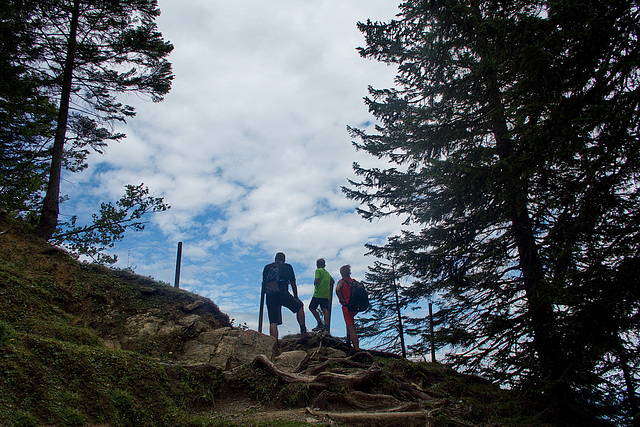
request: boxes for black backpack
[264,264,281,294]
[346,278,370,313]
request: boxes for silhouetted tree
[29,0,173,239]
[0,0,56,214]
[345,1,639,424]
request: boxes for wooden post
[327,280,334,333]
[174,241,182,288]
[258,287,266,333]
[429,302,436,362]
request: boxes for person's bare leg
[346,324,359,350]
[322,308,330,327]
[270,323,278,340]
[297,307,307,333]
[310,307,322,325]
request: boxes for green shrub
[0,320,13,345]
[59,407,86,426]
[10,410,38,427]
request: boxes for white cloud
[61,0,406,340]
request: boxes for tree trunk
[615,338,638,426]
[486,75,566,398]
[392,262,407,358]
[467,7,565,389]
[35,0,80,240]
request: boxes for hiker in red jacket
[335,264,360,351]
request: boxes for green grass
[0,217,232,426]
[0,330,228,426]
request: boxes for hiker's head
[340,264,351,278]
[316,258,326,268]
[275,252,286,263]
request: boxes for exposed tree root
[309,365,382,390]
[237,353,382,388]
[244,354,311,383]
[307,407,428,426]
[226,343,481,426]
[311,390,420,412]
[304,358,372,376]
[307,406,480,427]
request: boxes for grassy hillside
[0,213,562,426]
[0,213,238,426]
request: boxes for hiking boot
[300,325,308,335]
[312,324,324,332]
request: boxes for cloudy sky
[61,0,413,340]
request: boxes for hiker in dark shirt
[262,252,307,340]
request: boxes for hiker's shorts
[266,291,303,325]
[309,297,329,311]
[342,305,356,326]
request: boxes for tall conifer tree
[28,0,174,239]
[345,0,639,423]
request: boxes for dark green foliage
[1,0,174,260]
[32,0,174,239]
[0,1,57,215]
[0,0,174,239]
[0,333,225,427]
[0,321,13,346]
[346,0,639,424]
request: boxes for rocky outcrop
[182,327,277,369]
[104,309,279,369]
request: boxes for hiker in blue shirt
[262,252,307,340]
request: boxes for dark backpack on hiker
[264,264,281,294]
[346,278,370,313]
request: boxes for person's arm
[287,263,299,298]
[336,279,345,305]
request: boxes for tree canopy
[0,0,56,215]
[1,0,173,258]
[346,0,639,424]
[14,0,174,239]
